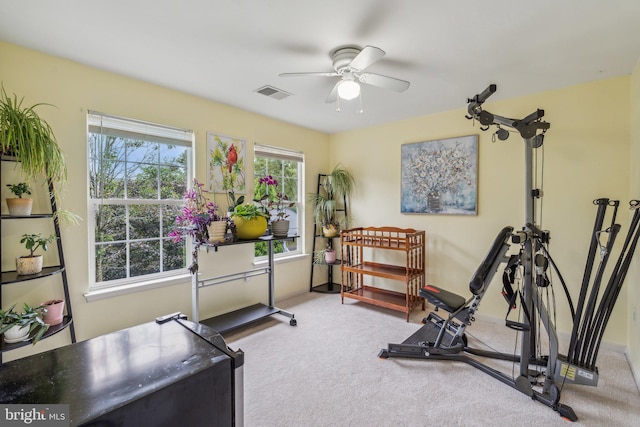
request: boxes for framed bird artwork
[207,132,246,196]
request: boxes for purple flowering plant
[169,179,223,272]
[254,175,293,221]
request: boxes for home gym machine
[379,84,577,420]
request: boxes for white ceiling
[1,0,639,134]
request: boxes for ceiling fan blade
[349,45,385,71]
[359,72,410,92]
[325,81,341,103]
[279,72,340,77]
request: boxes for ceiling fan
[279,45,410,104]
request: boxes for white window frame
[86,111,194,292]
[253,143,304,261]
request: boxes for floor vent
[255,85,291,100]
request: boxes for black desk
[192,235,298,334]
[0,318,244,426]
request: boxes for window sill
[253,252,309,267]
[84,272,191,302]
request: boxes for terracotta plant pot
[3,324,30,343]
[232,216,268,240]
[42,299,65,326]
[271,220,290,237]
[6,197,33,216]
[16,255,43,275]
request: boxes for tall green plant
[310,164,355,228]
[0,86,67,184]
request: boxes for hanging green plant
[0,86,67,184]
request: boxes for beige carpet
[225,292,640,427]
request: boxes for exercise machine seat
[419,226,514,313]
[420,285,466,312]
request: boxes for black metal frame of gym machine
[464,84,577,420]
[380,85,578,420]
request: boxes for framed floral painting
[401,135,478,215]
[207,132,246,196]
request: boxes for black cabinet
[0,318,244,426]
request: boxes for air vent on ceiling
[255,85,291,100]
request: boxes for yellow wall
[330,77,632,352]
[0,41,329,361]
[629,58,640,384]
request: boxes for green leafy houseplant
[6,182,31,198]
[0,303,50,345]
[16,233,58,275]
[20,233,58,257]
[232,203,270,240]
[309,164,355,235]
[0,87,67,184]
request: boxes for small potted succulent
[5,182,33,216]
[16,233,58,275]
[0,303,50,344]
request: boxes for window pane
[127,140,159,164]
[95,205,126,242]
[129,205,160,240]
[127,163,159,199]
[254,157,267,177]
[159,165,187,199]
[267,158,282,174]
[96,242,127,282]
[162,204,183,238]
[130,240,160,277]
[163,238,186,271]
[89,134,127,199]
[160,144,188,166]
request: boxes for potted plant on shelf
[16,233,58,275]
[231,204,269,240]
[41,299,65,326]
[0,87,67,184]
[255,175,294,237]
[0,303,50,344]
[5,182,33,216]
[168,178,223,273]
[309,164,355,237]
[0,87,79,225]
[314,244,337,265]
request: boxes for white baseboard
[474,312,627,354]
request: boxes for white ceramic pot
[16,255,43,275]
[3,324,30,343]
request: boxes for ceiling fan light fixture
[337,80,360,100]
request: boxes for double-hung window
[87,112,193,290]
[253,144,303,258]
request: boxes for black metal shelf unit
[1,158,76,362]
[309,173,348,293]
